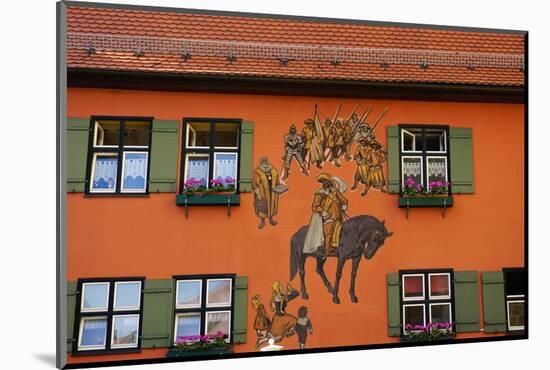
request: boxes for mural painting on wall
[252,156,289,229]
[290,173,394,304]
[280,103,390,198]
[251,281,313,349]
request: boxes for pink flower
[225,177,235,183]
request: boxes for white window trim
[113,281,142,311]
[205,310,232,341]
[110,314,140,349]
[93,121,119,149]
[429,302,453,325]
[402,274,425,301]
[426,156,448,190]
[206,278,233,307]
[175,280,203,309]
[507,298,525,331]
[401,129,422,153]
[428,273,452,300]
[173,312,202,344]
[77,316,108,351]
[403,304,426,329]
[186,123,210,149]
[81,282,110,312]
[184,153,210,188]
[89,153,119,193]
[120,151,149,193]
[401,156,424,189]
[212,153,239,188]
[426,130,447,154]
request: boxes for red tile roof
[66,6,525,87]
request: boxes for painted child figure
[295,306,313,349]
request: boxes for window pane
[121,152,148,192]
[176,280,202,308]
[508,301,525,329]
[214,123,239,148]
[207,279,232,306]
[213,153,238,189]
[90,154,118,192]
[402,128,422,152]
[403,305,425,327]
[430,303,451,324]
[184,155,210,187]
[429,274,450,298]
[176,313,201,338]
[82,283,109,311]
[79,318,107,349]
[206,311,230,337]
[112,315,139,347]
[425,129,446,152]
[402,157,423,188]
[403,275,424,299]
[114,282,141,310]
[187,122,211,147]
[427,157,447,190]
[124,121,150,147]
[94,120,121,146]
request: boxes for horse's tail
[290,233,300,281]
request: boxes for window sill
[71,348,142,356]
[84,193,150,198]
[176,193,240,206]
[398,196,453,208]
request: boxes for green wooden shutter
[450,127,474,194]
[386,126,400,194]
[239,121,254,193]
[387,273,401,336]
[149,120,180,192]
[232,276,248,343]
[141,279,174,348]
[454,271,480,333]
[66,281,78,352]
[67,118,90,193]
[481,271,506,333]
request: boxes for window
[173,275,234,343]
[181,119,240,191]
[87,118,152,194]
[75,278,143,353]
[504,268,526,332]
[400,270,454,334]
[399,126,450,191]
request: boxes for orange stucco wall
[66,87,524,363]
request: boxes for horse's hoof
[351,295,358,303]
[301,292,309,300]
[332,296,340,304]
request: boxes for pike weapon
[371,106,390,132]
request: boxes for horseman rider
[309,173,348,257]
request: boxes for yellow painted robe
[252,167,280,218]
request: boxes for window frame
[72,277,145,355]
[172,274,235,345]
[399,269,455,336]
[398,125,451,193]
[180,118,242,193]
[86,116,153,196]
[503,267,527,333]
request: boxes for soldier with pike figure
[282,124,309,180]
[301,119,324,169]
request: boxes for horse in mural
[290,215,393,304]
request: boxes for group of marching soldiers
[281,106,388,196]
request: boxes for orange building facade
[62,2,526,367]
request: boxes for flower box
[399,195,453,208]
[400,334,455,343]
[166,347,232,358]
[176,193,240,206]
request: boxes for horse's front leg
[315,256,333,294]
[349,256,361,303]
[332,257,346,304]
[299,254,308,300]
